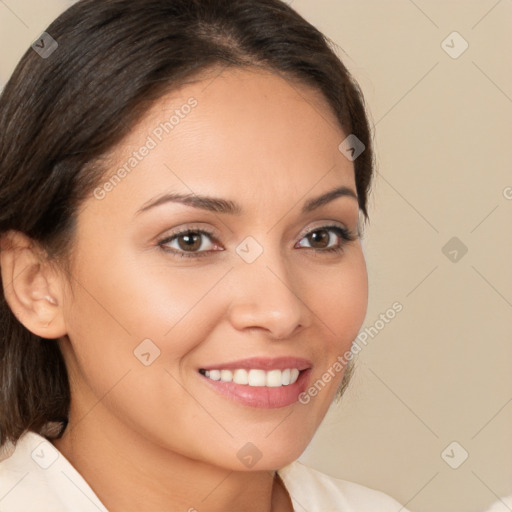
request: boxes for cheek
[296,248,367,408]
[306,247,368,349]
[61,244,234,404]
[67,247,219,344]
[60,251,222,446]
[337,254,368,340]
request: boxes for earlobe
[0,230,67,339]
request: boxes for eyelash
[157,224,357,259]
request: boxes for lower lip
[199,369,312,409]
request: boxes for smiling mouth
[198,368,302,387]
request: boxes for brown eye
[306,229,330,249]
[296,225,356,254]
[158,228,220,258]
[177,232,203,252]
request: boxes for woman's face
[58,66,368,470]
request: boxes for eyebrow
[135,185,358,217]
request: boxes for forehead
[91,66,356,219]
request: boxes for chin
[217,425,317,472]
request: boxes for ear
[0,230,67,339]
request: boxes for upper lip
[199,356,312,372]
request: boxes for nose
[226,250,312,340]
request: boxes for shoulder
[0,430,107,512]
[278,460,409,512]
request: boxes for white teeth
[233,369,249,385]
[208,369,220,381]
[248,369,266,386]
[202,368,302,387]
[220,369,233,383]
[266,369,282,387]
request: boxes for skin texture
[0,66,368,512]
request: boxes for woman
[0,0,409,510]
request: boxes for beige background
[0,1,511,511]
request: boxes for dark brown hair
[0,0,374,447]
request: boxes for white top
[0,430,409,511]
[484,496,512,512]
